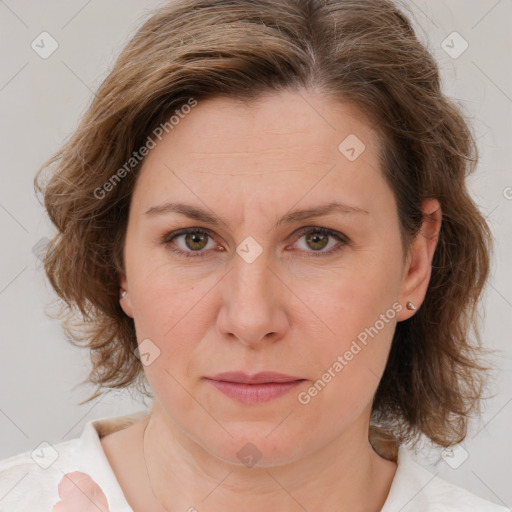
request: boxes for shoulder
[381,445,510,512]
[426,475,510,512]
[0,439,77,512]
[0,412,146,512]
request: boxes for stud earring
[120,289,127,299]
[406,301,416,311]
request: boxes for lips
[205,371,305,404]
[207,371,304,384]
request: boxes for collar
[380,444,439,511]
[75,410,149,511]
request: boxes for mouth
[205,371,306,404]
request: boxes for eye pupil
[186,232,208,250]
[306,232,328,250]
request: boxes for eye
[162,226,348,258]
[291,226,348,257]
[163,228,219,258]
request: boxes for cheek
[125,239,208,331]
[299,242,403,344]
[124,250,226,392]
[296,301,397,428]
[128,274,211,362]
[293,244,402,407]
[126,264,211,416]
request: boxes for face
[119,89,434,466]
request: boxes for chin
[194,422,312,469]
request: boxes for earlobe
[118,273,134,318]
[396,198,442,321]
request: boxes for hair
[35,0,493,458]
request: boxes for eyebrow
[145,201,369,230]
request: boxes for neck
[140,407,397,512]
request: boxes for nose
[217,248,289,348]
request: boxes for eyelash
[162,226,349,259]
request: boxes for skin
[101,88,442,512]
[52,472,109,512]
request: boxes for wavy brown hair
[35,0,492,457]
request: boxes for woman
[0,0,507,510]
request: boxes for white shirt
[0,411,508,511]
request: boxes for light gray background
[0,0,511,507]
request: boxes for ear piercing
[120,289,127,299]
[406,301,416,311]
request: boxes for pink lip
[208,371,303,384]
[205,372,305,404]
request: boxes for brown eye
[293,227,348,257]
[304,231,329,251]
[184,231,209,251]
[164,226,348,259]
[164,228,216,257]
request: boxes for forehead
[153,91,378,165]
[131,89,387,217]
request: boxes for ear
[396,198,442,321]
[118,272,134,318]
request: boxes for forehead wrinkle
[187,143,325,157]
[185,168,314,176]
